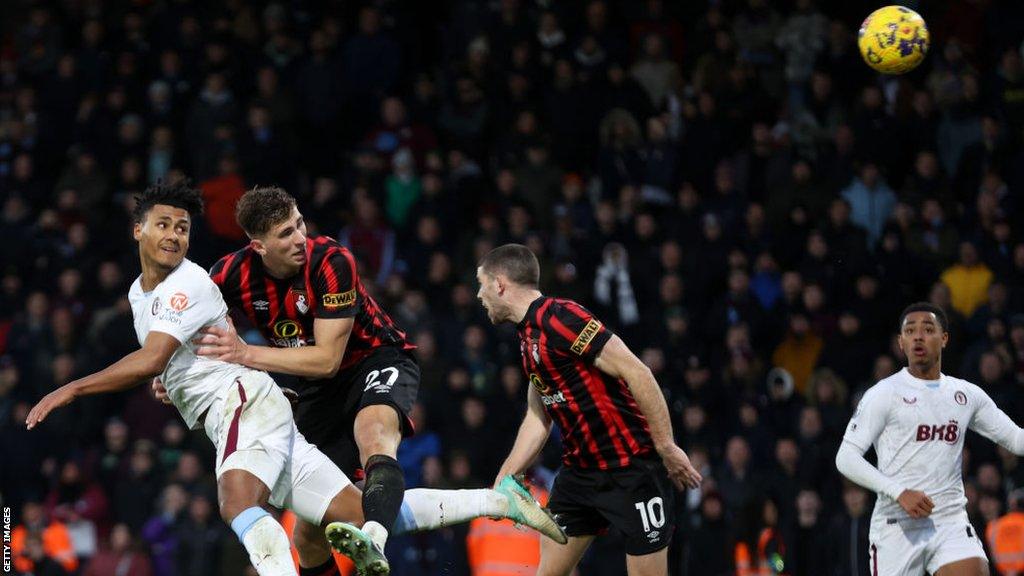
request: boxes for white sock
[241,515,298,576]
[362,520,389,551]
[394,488,507,533]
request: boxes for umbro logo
[253,300,269,311]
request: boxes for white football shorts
[203,370,350,525]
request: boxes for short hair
[235,186,296,237]
[479,244,540,287]
[132,179,203,223]
[898,302,949,333]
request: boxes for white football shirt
[843,367,1022,527]
[128,258,250,429]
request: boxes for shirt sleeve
[149,274,223,344]
[970,384,1024,455]
[545,301,613,362]
[835,443,905,501]
[313,247,360,319]
[841,383,891,453]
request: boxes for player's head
[476,243,540,324]
[897,302,949,373]
[235,186,307,269]
[132,180,203,271]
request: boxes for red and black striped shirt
[517,296,653,470]
[210,236,414,379]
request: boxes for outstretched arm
[27,331,179,429]
[594,335,702,490]
[494,384,552,487]
[195,316,353,379]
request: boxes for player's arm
[494,383,552,487]
[195,316,353,379]
[835,385,934,518]
[594,335,702,490]
[27,331,179,429]
[970,385,1024,454]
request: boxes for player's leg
[212,376,299,576]
[291,386,363,574]
[625,548,669,576]
[285,425,387,575]
[218,469,296,576]
[351,349,419,551]
[927,518,989,576]
[391,476,566,542]
[537,535,595,576]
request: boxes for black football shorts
[548,455,676,555]
[293,346,419,478]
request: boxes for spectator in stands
[11,501,78,574]
[942,240,995,318]
[82,523,153,576]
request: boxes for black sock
[362,454,405,533]
[298,557,339,576]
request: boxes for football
[857,5,930,74]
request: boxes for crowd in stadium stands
[1,0,1024,574]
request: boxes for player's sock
[298,558,340,576]
[231,507,297,576]
[362,454,405,549]
[393,488,506,532]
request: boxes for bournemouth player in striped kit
[476,244,702,576]
[182,188,565,574]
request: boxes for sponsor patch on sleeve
[321,289,357,309]
[570,319,602,355]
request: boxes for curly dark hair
[235,186,296,237]
[132,180,204,223]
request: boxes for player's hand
[657,444,703,491]
[897,489,934,518]
[26,385,77,430]
[152,377,172,405]
[194,317,248,364]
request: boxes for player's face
[898,311,948,371]
[134,204,190,270]
[255,207,307,270]
[476,267,506,324]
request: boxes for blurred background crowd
[2,0,1024,574]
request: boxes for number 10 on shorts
[635,497,665,533]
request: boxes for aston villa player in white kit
[836,303,1024,576]
[25,182,565,576]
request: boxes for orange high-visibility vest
[466,487,548,576]
[11,522,79,573]
[987,512,1024,574]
